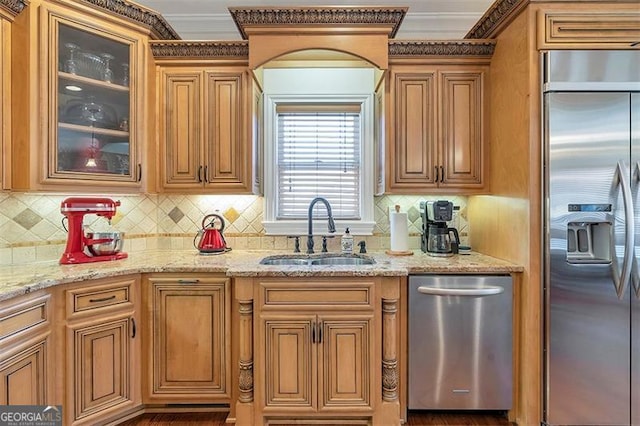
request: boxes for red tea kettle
[194,214,230,254]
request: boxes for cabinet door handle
[317,321,322,344]
[439,166,444,183]
[311,322,316,344]
[177,279,200,284]
[131,317,136,338]
[198,166,203,183]
[89,295,116,303]
[204,165,209,183]
[137,164,142,182]
[434,165,439,183]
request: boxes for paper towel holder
[387,204,414,256]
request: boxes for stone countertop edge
[0,249,523,302]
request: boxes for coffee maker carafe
[421,200,461,257]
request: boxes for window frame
[262,94,376,236]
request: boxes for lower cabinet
[262,314,372,412]
[0,291,52,406]
[238,277,401,425]
[0,340,48,405]
[142,274,231,403]
[62,275,141,425]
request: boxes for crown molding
[78,0,180,40]
[228,6,408,40]
[0,0,28,17]
[464,0,529,39]
[150,39,496,61]
[150,40,249,59]
[388,40,496,58]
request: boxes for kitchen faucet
[307,197,336,254]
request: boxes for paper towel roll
[389,209,409,252]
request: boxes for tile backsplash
[0,193,468,264]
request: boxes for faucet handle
[321,235,335,253]
[287,236,301,253]
[357,240,367,253]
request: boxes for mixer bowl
[86,232,124,256]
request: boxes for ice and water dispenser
[566,204,613,264]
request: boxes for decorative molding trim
[238,300,254,404]
[78,0,180,40]
[382,359,399,401]
[389,40,496,57]
[150,41,249,59]
[0,0,28,16]
[464,0,529,39]
[228,6,408,40]
[382,298,399,402]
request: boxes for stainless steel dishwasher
[408,275,513,410]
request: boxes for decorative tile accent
[13,208,43,230]
[224,207,241,224]
[168,207,185,224]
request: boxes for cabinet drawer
[0,294,50,342]
[67,278,135,317]
[259,280,374,310]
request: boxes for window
[276,104,361,219]
[263,95,375,235]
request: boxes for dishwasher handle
[417,285,504,297]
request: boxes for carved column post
[382,298,398,402]
[238,300,254,403]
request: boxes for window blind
[276,106,361,219]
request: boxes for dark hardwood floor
[120,411,514,425]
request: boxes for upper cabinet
[152,41,256,193]
[0,0,26,190]
[11,0,178,192]
[385,41,494,194]
[54,21,137,181]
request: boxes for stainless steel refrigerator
[544,50,640,426]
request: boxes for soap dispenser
[341,228,354,254]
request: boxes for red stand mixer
[60,197,128,264]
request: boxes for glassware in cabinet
[55,22,133,178]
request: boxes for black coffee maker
[421,200,460,257]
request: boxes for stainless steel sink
[310,256,375,266]
[258,257,310,266]
[259,254,375,266]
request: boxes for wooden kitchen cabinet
[262,313,372,412]
[62,275,141,425]
[142,274,231,403]
[10,0,162,192]
[0,291,52,406]
[387,65,487,193]
[0,2,22,190]
[157,66,253,193]
[248,278,393,424]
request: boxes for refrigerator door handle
[611,161,635,299]
[417,286,504,296]
[632,162,640,298]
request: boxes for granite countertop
[0,249,523,302]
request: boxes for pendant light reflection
[84,134,98,168]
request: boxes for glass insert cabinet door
[49,14,140,183]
